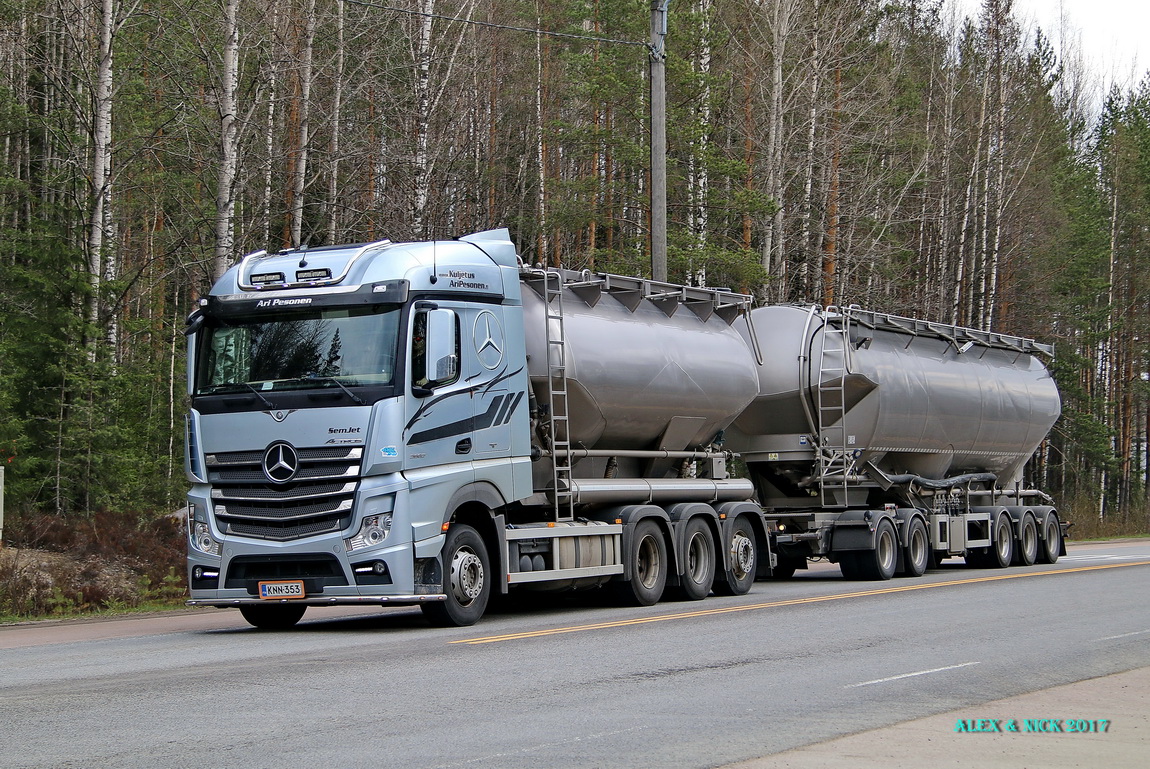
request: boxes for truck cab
[184,230,533,627]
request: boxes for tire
[421,523,491,627]
[712,516,757,596]
[837,552,862,580]
[1038,515,1062,564]
[1014,514,1038,566]
[851,518,897,581]
[672,517,716,601]
[989,512,1014,568]
[614,519,668,606]
[239,603,307,630]
[900,517,929,578]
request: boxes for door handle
[455,438,472,455]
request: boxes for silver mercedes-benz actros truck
[183,228,1064,629]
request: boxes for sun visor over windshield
[205,279,409,317]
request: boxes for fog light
[345,513,393,553]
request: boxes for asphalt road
[2,539,1148,769]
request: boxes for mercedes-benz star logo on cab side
[474,310,504,369]
[262,442,300,484]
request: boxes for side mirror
[425,309,458,382]
[413,308,458,397]
[185,308,205,337]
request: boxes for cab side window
[412,308,460,391]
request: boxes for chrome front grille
[206,446,362,541]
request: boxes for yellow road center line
[452,560,1150,645]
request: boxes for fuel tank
[728,305,1061,487]
[520,271,760,456]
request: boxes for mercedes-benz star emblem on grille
[262,442,300,483]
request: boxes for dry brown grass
[0,510,186,620]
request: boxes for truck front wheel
[422,524,490,627]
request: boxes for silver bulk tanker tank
[727,305,1061,495]
[519,272,760,477]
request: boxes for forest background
[0,0,1147,578]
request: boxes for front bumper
[187,593,445,608]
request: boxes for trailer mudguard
[830,509,896,552]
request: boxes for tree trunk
[214,0,241,280]
[288,0,317,249]
[86,0,116,352]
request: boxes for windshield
[195,305,401,395]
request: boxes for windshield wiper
[299,374,367,405]
[200,382,277,408]
[240,382,276,409]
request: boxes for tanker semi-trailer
[183,229,776,628]
[726,304,1066,580]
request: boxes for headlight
[190,521,221,556]
[345,514,392,553]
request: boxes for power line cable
[342,0,648,48]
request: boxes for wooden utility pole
[649,0,669,282]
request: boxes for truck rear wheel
[713,516,757,595]
[671,517,716,601]
[239,603,306,630]
[614,519,668,606]
[422,523,490,627]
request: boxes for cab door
[403,304,470,472]
[466,307,517,459]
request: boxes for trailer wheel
[672,517,716,601]
[239,603,306,630]
[614,519,668,606]
[1014,513,1038,566]
[900,517,929,578]
[1038,515,1062,564]
[989,512,1014,568]
[837,553,861,580]
[422,524,490,627]
[848,518,897,581]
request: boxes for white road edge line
[1093,629,1150,642]
[847,661,981,688]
